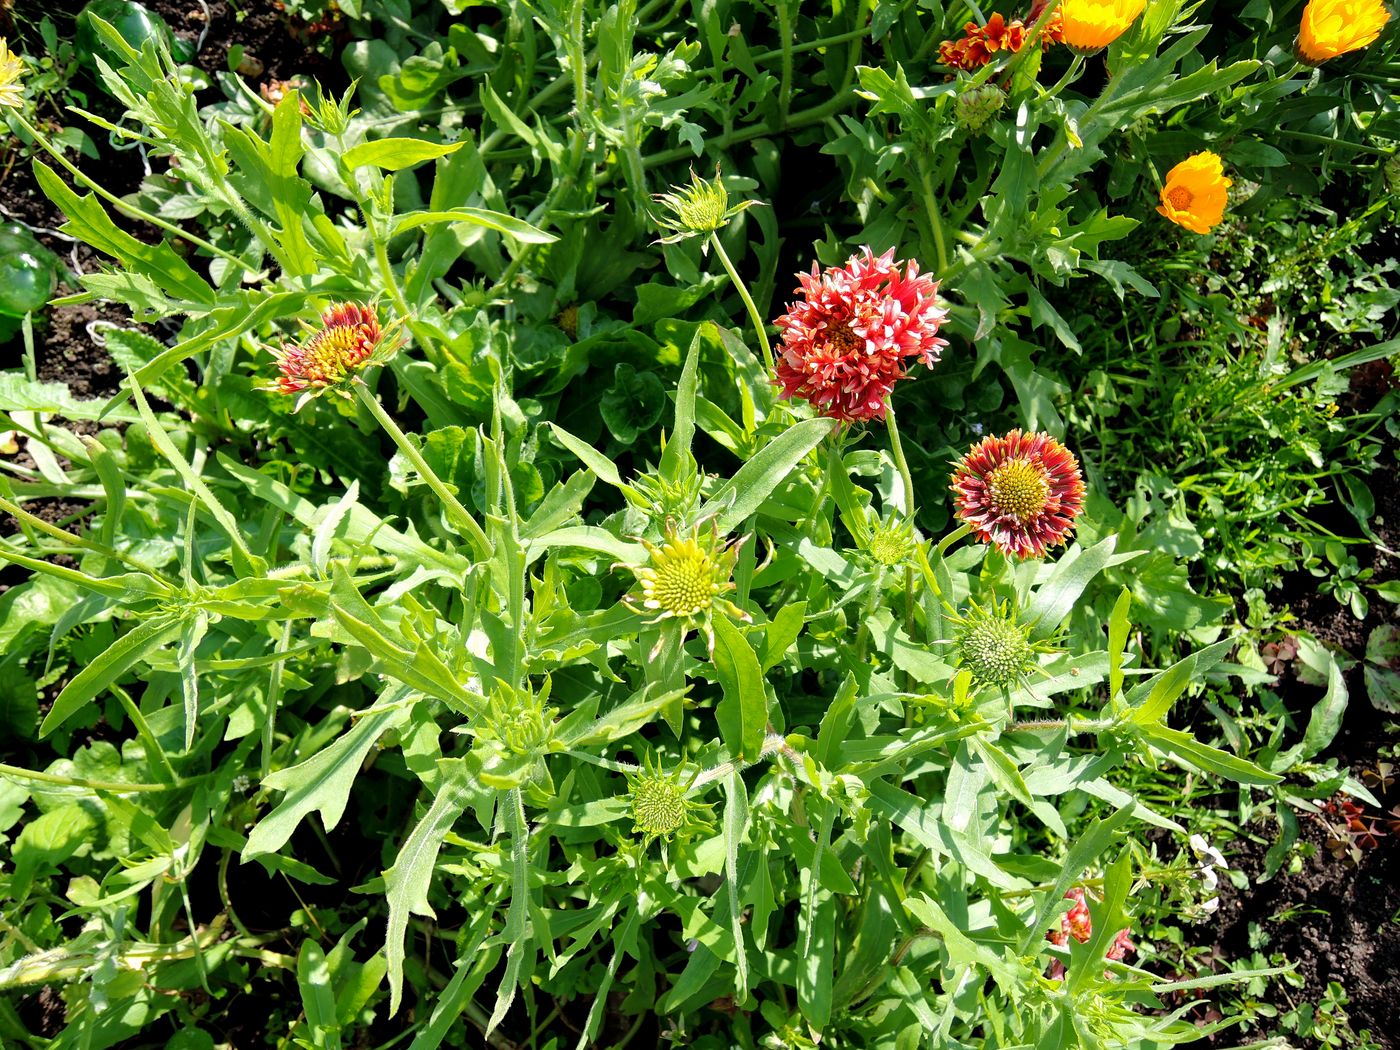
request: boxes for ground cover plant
[0,0,1397,1047]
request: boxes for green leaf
[40,613,186,738]
[723,771,750,995]
[341,138,464,171]
[385,770,469,1015]
[129,380,265,576]
[393,208,556,243]
[10,803,98,902]
[1125,636,1237,726]
[33,161,215,308]
[1106,587,1132,698]
[329,568,483,714]
[1141,724,1282,785]
[712,617,767,761]
[1067,851,1131,993]
[659,325,705,482]
[701,416,838,533]
[1018,804,1135,953]
[547,422,626,489]
[0,373,139,422]
[600,364,667,445]
[297,940,342,1050]
[759,601,807,673]
[244,696,412,859]
[1273,647,1349,766]
[1025,536,1120,638]
[797,823,836,1032]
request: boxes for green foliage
[1,0,1396,1047]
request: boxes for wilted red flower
[939,8,1063,69]
[272,302,389,404]
[950,429,1085,558]
[1046,887,1135,980]
[938,13,1027,70]
[773,246,947,422]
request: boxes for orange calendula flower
[271,302,397,408]
[950,430,1085,559]
[1296,0,1390,65]
[1057,0,1146,53]
[1156,151,1232,235]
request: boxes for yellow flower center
[1166,186,1193,211]
[304,325,365,380]
[649,541,715,617]
[986,459,1050,522]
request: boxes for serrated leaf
[385,770,469,1015]
[244,697,411,859]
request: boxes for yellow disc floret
[640,535,719,618]
[986,459,1051,524]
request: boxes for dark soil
[1,0,343,539]
[1213,804,1400,1046]
[1204,423,1400,1047]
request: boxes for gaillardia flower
[0,39,27,110]
[1156,151,1232,235]
[774,247,948,423]
[271,302,397,408]
[626,522,749,650]
[1296,0,1390,64]
[950,430,1085,558]
[1057,0,1147,53]
[938,14,1027,71]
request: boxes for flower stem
[14,114,256,275]
[885,404,921,688]
[689,732,794,792]
[937,522,972,556]
[915,158,950,278]
[884,404,918,521]
[351,379,492,560]
[709,232,775,374]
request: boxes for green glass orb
[0,252,58,316]
[75,0,194,70]
[0,223,43,257]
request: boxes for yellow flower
[625,521,749,651]
[1058,0,1147,53]
[1296,0,1390,65]
[0,39,26,110]
[1156,151,1232,235]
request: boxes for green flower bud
[955,84,1006,135]
[952,600,1041,688]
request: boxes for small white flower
[1189,834,1228,869]
[1188,834,1229,914]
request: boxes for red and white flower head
[773,247,948,423]
[950,429,1085,558]
[272,302,393,408]
[1046,887,1135,980]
